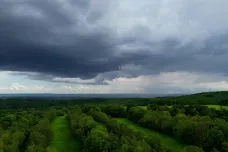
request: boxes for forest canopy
[1,91,228,152]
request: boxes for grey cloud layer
[1,0,228,84]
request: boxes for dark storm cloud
[0,0,122,80]
[1,0,228,84]
[0,0,150,83]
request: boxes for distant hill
[155,91,228,105]
[0,93,182,100]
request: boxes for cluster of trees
[68,106,116,152]
[126,105,228,151]
[0,109,63,152]
[67,105,167,152]
[25,117,53,152]
[162,105,228,121]
[100,105,126,117]
[68,105,207,152]
[0,98,150,110]
[147,104,228,121]
[0,110,44,152]
[25,109,65,152]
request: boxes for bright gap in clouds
[1,71,228,94]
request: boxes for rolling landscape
[1,91,228,152]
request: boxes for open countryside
[1,91,228,151]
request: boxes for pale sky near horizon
[1,0,228,94]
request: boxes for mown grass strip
[167,105,228,110]
[114,118,184,151]
[50,116,80,152]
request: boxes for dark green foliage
[25,116,53,151]
[127,106,147,122]
[0,110,42,152]
[222,141,228,152]
[100,105,126,117]
[85,106,168,152]
[123,104,228,151]
[2,91,228,152]
[144,136,165,151]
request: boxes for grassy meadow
[206,105,228,110]
[167,105,228,110]
[50,116,80,152]
[113,118,184,151]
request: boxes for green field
[50,116,80,152]
[206,105,228,110]
[167,105,228,110]
[138,106,148,110]
[113,118,184,151]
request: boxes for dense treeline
[25,109,64,152]
[0,98,107,109]
[0,98,152,110]
[124,105,228,151]
[0,110,44,152]
[67,105,167,152]
[66,105,208,152]
[25,118,52,152]
[1,91,228,110]
[0,109,64,152]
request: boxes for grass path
[50,116,80,152]
[114,118,184,152]
[167,105,228,110]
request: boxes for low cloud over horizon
[1,0,228,94]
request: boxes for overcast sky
[1,0,228,94]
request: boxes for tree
[222,141,228,152]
